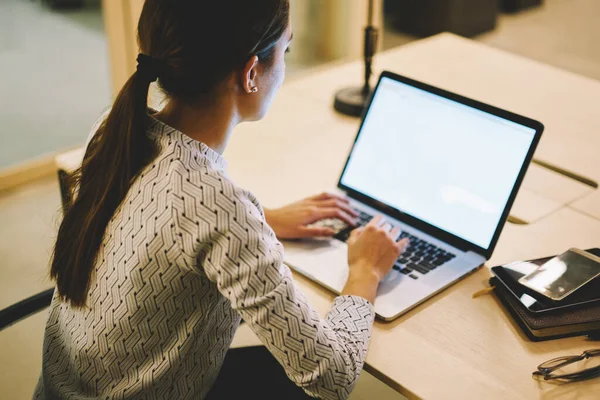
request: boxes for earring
[250,86,258,93]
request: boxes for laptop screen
[339,76,537,250]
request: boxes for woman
[36,1,408,399]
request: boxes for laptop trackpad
[283,239,349,293]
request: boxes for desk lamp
[333,0,379,117]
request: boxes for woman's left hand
[264,192,358,239]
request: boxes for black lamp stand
[333,0,379,117]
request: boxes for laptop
[283,71,544,321]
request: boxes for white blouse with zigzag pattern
[35,117,375,400]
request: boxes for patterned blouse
[35,117,375,400]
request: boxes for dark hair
[51,0,290,307]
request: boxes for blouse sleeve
[171,168,375,400]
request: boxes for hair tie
[136,54,162,82]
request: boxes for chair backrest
[55,147,85,214]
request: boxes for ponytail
[50,0,290,307]
[50,67,158,308]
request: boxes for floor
[0,0,110,169]
[2,0,600,398]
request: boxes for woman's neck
[154,96,240,155]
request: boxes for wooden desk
[56,34,600,399]
[288,208,600,400]
[570,190,600,221]
[223,34,600,399]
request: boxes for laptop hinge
[342,187,482,255]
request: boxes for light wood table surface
[56,34,600,399]
[223,34,600,399]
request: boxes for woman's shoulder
[172,164,261,212]
[135,117,265,221]
[157,148,263,218]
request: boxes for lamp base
[333,86,371,117]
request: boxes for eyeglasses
[533,349,600,383]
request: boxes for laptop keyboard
[333,210,456,278]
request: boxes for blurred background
[1,0,599,398]
[2,0,599,172]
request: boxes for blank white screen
[340,77,536,249]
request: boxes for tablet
[491,248,600,313]
[519,249,600,302]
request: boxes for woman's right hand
[342,215,409,303]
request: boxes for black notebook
[490,248,600,341]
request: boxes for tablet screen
[491,250,600,313]
[518,250,600,301]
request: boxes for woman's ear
[242,55,259,93]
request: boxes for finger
[367,214,385,228]
[349,226,364,238]
[347,227,364,244]
[314,199,359,217]
[396,238,410,251]
[310,192,350,204]
[381,223,392,232]
[316,208,357,226]
[390,227,401,240]
[297,226,336,238]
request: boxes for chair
[0,289,54,331]
[55,147,85,213]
